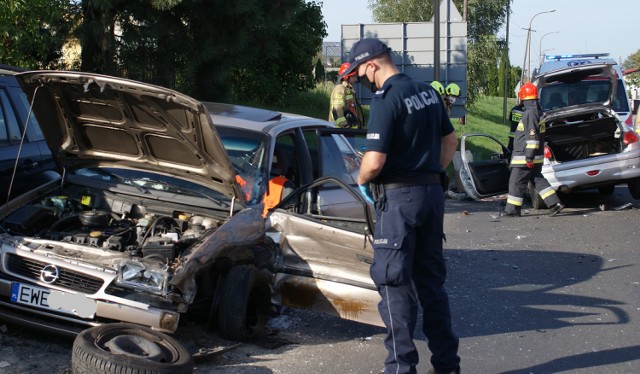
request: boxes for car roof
[204,102,335,136]
[537,53,622,76]
[0,64,27,76]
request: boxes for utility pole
[520,9,555,84]
[502,0,510,127]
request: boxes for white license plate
[10,282,96,318]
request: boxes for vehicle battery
[142,237,176,261]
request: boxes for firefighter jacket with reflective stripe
[329,81,365,128]
[262,176,289,218]
[510,100,545,168]
[508,103,524,153]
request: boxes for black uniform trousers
[370,183,460,374]
[504,164,560,214]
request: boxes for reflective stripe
[507,195,523,206]
[525,140,540,149]
[540,187,557,199]
[510,155,544,165]
[335,117,347,126]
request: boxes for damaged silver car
[458,63,640,207]
[0,71,382,371]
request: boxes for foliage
[0,0,79,69]
[367,0,511,105]
[315,59,325,82]
[77,0,325,105]
[622,49,640,88]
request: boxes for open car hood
[16,71,244,206]
[534,63,617,110]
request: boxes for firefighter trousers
[370,184,460,374]
[504,165,560,215]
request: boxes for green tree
[77,0,325,105]
[622,49,640,89]
[368,0,510,103]
[315,59,325,82]
[0,0,79,69]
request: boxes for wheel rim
[95,328,182,363]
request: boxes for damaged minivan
[0,71,381,372]
[458,63,640,208]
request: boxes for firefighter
[503,82,565,217]
[444,83,461,115]
[329,62,365,128]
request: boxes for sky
[319,0,639,66]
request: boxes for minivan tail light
[544,145,553,159]
[623,131,639,145]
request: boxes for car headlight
[116,260,167,294]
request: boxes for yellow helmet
[430,81,445,95]
[446,83,460,96]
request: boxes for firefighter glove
[526,160,534,169]
[358,183,375,204]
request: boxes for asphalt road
[1,186,639,373]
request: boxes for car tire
[528,182,547,210]
[217,265,272,341]
[628,178,640,199]
[71,323,193,374]
[598,185,615,195]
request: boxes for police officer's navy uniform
[366,73,460,374]
[504,99,561,215]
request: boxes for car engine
[1,188,224,265]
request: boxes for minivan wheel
[528,182,547,210]
[72,323,193,374]
[217,265,272,341]
[628,178,640,199]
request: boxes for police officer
[329,62,365,128]
[503,82,565,217]
[341,38,460,374]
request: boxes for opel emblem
[40,265,60,284]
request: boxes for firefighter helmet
[518,82,538,100]
[338,62,355,79]
[446,83,461,97]
[430,81,445,95]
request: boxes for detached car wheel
[72,323,193,374]
[217,265,272,341]
[528,182,547,210]
[628,178,640,200]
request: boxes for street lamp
[520,9,556,83]
[538,31,559,64]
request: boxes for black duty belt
[375,173,442,190]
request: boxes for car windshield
[73,167,231,206]
[216,126,268,205]
[540,78,628,113]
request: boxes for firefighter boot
[549,202,565,217]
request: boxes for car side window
[273,133,300,187]
[0,89,22,144]
[15,90,45,142]
[303,129,359,185]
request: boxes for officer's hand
[526,160,534,169]
[358,183,375,204]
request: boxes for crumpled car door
[266,177,383,327]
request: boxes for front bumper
[0,246,180,336]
